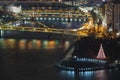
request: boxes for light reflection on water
[1,38,120,80]
[95,70,107,80]
[59,70,107,80]
[19,39,26,49]
[0,38,70,50]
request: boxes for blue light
[74,19,77,21]
[36,17,39,20]
[61,18,64,21]
[48,18,51,21]
[73,56,77,58]
[40,18,43,20]
[56,18,59,20]
[79,19,81,21]
[84,71,93,76]
[52,18,55,20]
[80,71,94,77]
[60,70,75,78]
[44,18,47,20]
[1,30,4,37]
[70,18,72,21]
[65,18,68,21]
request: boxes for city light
[0,1,120,80]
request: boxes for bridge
[0,16,108,38]
[0,4,115,38]
[0,26,89,37]
[0,7,89,37]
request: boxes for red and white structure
[97,44,106,59]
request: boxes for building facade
[103,0,120,31]
[104,1,113,28]
[113,1,120,31]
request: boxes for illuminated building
[6,4,22,13]
[96,44,106,59]
[103,0,120,31]
[112,0,120,31]
[104,1,113,28]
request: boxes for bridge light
[48,18,51,21]
[52,18,55,20]
[23,17,26,20]
[73,29,77,31]
[40,18,43,20]
[36,18,39,20]
[33,28,36,31]
[79,19,81,21]
[27,17,30,20]
[6,15,9,17]
[44,18,47,20]
[73,56,77,58]
[2,16,5,18]
[70,19,72,22]
[74,19,77,21]
[56,18,59,20]
[65,18,68,21]
[22,28,24,31]
[61,18,64,21]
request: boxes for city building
[104,0,113,29]
[112,0,120,31]
[103,0,120,31]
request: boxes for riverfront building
[99,0,120,31]
[112,0,120,31]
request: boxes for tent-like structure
[96,44,106,59]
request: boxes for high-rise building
[104,0,113,28]
[113,0,120,31]
[103,0,120,31]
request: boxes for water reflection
[0,39,16,48]
[0,39,70,50]
[1,38,120,80]
[48,41,55,49]
[59,70,107,80]
[19,39,26,50]
[95,70,107,80]
[36,40,41,49]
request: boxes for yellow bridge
[0,26,89,37]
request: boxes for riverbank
[56,37,120,71]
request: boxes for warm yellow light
[19,39,26,50]
[48,41,55,49]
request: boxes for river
[1,38,120,80]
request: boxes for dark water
[0,38,120,80]
[13,17,84,29]
[40,20,83,29]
